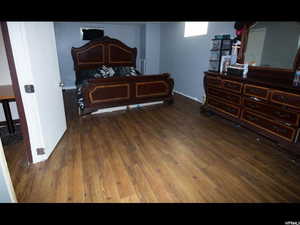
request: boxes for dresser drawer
[206,75,222,88]
[271,90,300,109]
[207,87,241,105]
[241,110,296,142]
[222,80,243,93]
[207,96,240,118]
[244,84,269,100]
[243,98,300,126]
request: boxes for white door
[0,139,17,202]
[7,22,67,163]
[244,28,266,66]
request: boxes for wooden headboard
[71,36,137,72]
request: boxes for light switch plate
[24,84,35,93]
[36,148,45,155]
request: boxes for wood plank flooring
[3,90,300,202]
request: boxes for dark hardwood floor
[3,90,300,202]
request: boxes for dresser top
[205,71,300,94]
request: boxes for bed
[71,36,174,115]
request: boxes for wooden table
[0,85,16,134]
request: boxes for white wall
[160,22,235,102]
[0,26,19,122]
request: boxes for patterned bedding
[76,66,142,110]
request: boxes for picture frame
[220,55,232,74]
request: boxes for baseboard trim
[174,90,203,103]
[63,86,76,90]
[92,106,127,114]
[92,101,164,115]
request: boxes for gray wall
[139,23,161,74]
[140,24,146,60]
[145,23,161,74]
[54,22,144,88]
[140,24,146,74]
[160,22,235,102]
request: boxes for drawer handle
[249,96,261,102]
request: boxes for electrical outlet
[36,148,45,155]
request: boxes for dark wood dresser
[203,68,300,157]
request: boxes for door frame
[0,22,32,163]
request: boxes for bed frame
[71,36,174,115]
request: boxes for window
[184,22,208,37]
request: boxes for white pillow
[107,67,115,77]
[100,65,115,78]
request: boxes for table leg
[2,100,15,134]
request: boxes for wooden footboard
[80,73,174,115]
